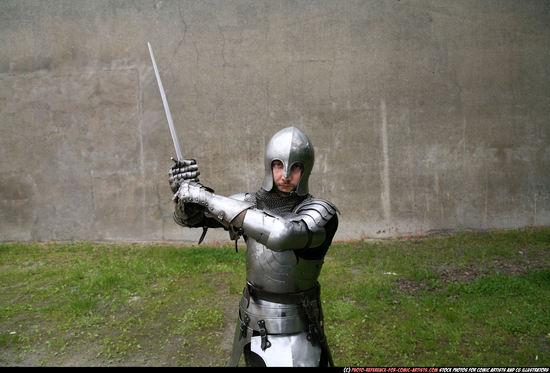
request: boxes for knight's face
[272,160,303,195]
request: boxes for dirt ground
[395,254,550,294]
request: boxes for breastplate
[246,238,324,293]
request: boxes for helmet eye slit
[271,160,284,169]
[291,162,304,171]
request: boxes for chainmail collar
[254,188,310,217]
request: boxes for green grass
[0,227,549,366]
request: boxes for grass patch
[0,227,549,366]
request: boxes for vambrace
[175,181,254,228]
[241,209,326,251]
[206,194,254,227]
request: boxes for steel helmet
[262,126,314,196]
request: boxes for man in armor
[168,126,338,367]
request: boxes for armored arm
[241,198,337,251]
[174,182,254,229]
[169,160,220,228]
[175,182,338,251]
[239,210,311,251]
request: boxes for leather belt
[245,281,320,305]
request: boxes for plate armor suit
[170,127,338,367]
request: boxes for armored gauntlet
[168,159,200,193]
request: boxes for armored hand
[174,181,253,228]
[168,159,200,193]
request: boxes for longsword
[147,42,184,162]
[148,42,210,245]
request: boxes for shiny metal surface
[170,129,338,367]
[262,127,314,196]
[294,197,338,244]
[245,238,324,293]
[239,296,308,334]
[241,209,310,251]
[250,332,322,367]
[228,293,322,366]
[175,181,253,227]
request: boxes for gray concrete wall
[1,0,549,243]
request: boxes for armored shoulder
[294,197,339,231]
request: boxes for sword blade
[148,42,184,162]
